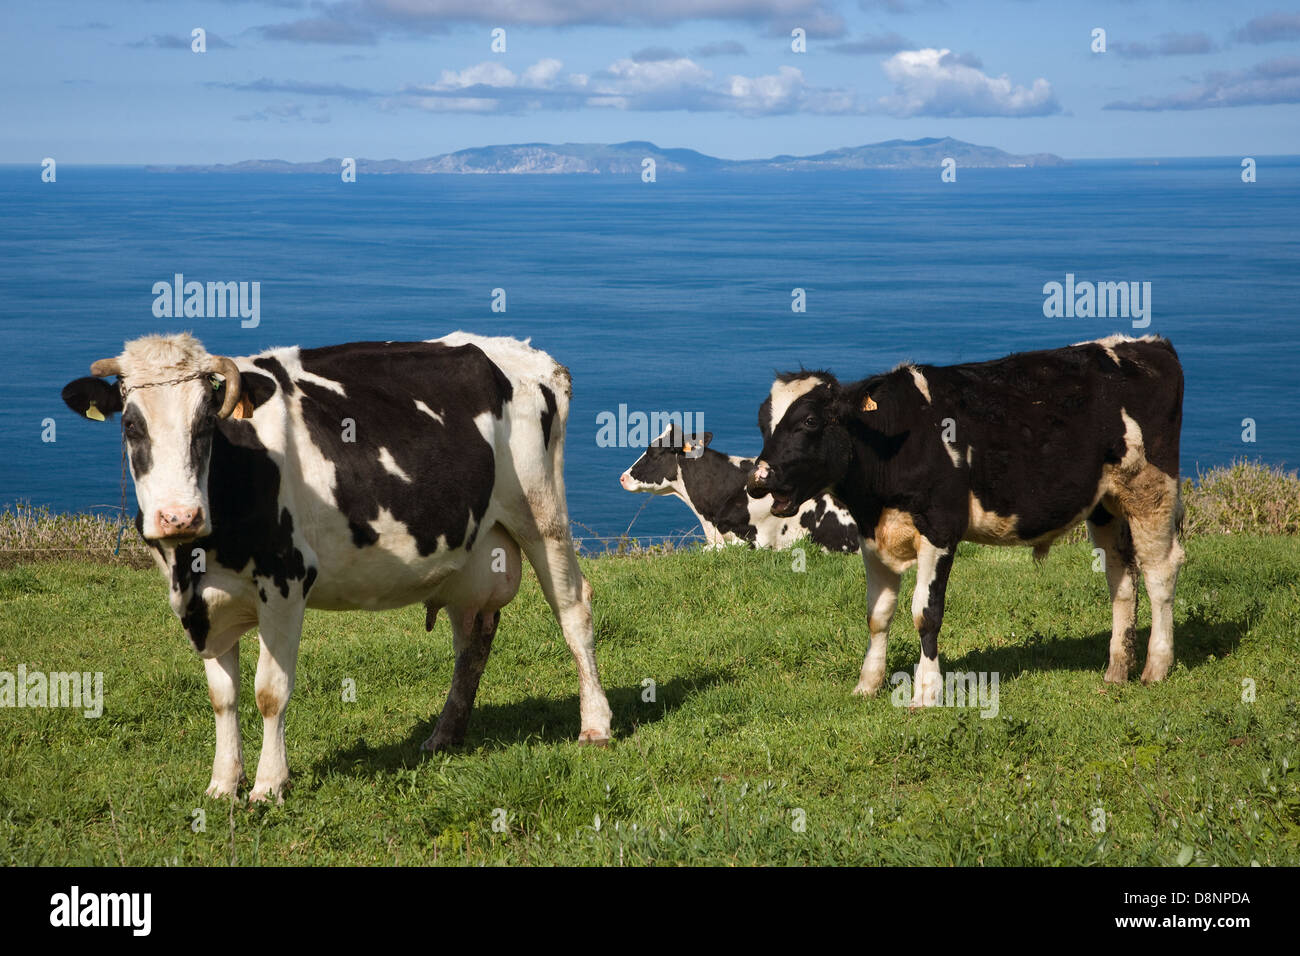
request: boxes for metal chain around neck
[120,371,215,400]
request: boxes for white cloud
[399,56,860,115]
[1104,57,1300,111]
[433,61,518,90]
[878,48,1059,117]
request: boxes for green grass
[1,536,1298,866]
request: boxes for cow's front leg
[250,603,304,803]
[910,538,954,708]
[204,644,245,798]
[853,546,900,697]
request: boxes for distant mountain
[146,138,1066,175]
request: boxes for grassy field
[1,536,1298,866]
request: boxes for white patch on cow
[292,369,348,396]
[768,375,825,430]
[942,436,962,468]
[414,399,445,424]
[965,445,973,466]
[1073,333,1162,365]
[1119,408,1146,472]
[908,366,932,404]
[377,447,412,483]
[912,653,942,708]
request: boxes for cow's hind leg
[853,548,900,697]
[204,643,246,797]
[910,538,955,708]
[250,603,304,803]
[423,609,499,752]
[1127,473,1185,684]
[518,534,612,744]
[1087,503,1140,684]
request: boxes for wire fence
[1,500,709,561]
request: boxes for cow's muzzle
[747,462,799,517]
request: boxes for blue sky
[6,0,1300,164]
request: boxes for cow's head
[61,333,242,544]
[746,372,856,517]
[619,426,712,494]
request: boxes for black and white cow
[619,427,858,552]
[62,332,612,801]
[746,335,1185,706]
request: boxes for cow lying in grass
[62,332,612,801]
[620,426,858,552]
[747,335,1185,706]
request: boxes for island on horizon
[145,136,1068,175]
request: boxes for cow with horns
[62,332,612,802]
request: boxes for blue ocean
[2,160,1297,545]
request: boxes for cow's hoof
[421,733,459,753]
[577,729,611,747]
[1140,661,1171,685]
[249,782,287,805]
[1103,663,1130,684]
[851,681,880,698]
[205,778,243,800]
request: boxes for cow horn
[90,358,121,378]
[210,357,242,419]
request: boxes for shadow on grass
[310,670,730,780]
[944,607,1254,681]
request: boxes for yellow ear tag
[682,442,693,453]
[861,396,878,412]
[231,395,253,420]
[85,403,105,422]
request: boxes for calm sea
[2,160,1297,545]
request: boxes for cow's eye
[803,415,821,430]
[123,418,141,439]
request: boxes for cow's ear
[62,377,122,422]
[839,383,879,423]
[678,432,713,455]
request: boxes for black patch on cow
[259,587,267,603]
[628,444,680,487]
[294,341,513,556]
[678,450,760,543]
[253,356,294,395]
[798,497,861,553]
[170,543,211,652]
[303,567,317,598]
[164,417,314,650]
[188,403,218,479]
[120,405,153,477]
[539,384,558,450]
[917,550,956,661]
